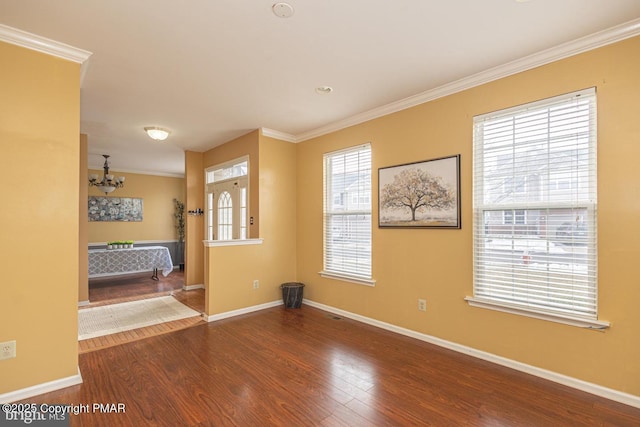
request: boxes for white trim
[0,24,92,86]
[87,164,184,178]
[260,127,297,143]
[0,24,91,64]
[77,300,90,307]
[183,284,205,291]
[261,18,640,144]
[319,271,376,287]
[474,87,596,121]
[464,297,610,330]
[302,299,640,409]
[0,368,83,404]
[203,238,263,247]
[204,300,282,322]
[204,155,249,180]
[88,240,178,247]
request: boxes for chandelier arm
[89,154,125,195]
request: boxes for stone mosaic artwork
[88,196,143,221]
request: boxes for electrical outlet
[418,299,427,312]
[0,340,16,360]
[253,280,259,289]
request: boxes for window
[469,88,606,328]
[217,191,233,240]
[503,210,526,225]
[321,144,374,285]
[205,157,249,240]
[239,187,247,239]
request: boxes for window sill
[203,238,263,247]
[464,297,610,330]
[319,271,376,287]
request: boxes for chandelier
[88,155,125,194]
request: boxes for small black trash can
[281,282,305,308]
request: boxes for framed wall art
[379,154,460,229]
[88,197,143,222]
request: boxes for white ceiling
[1,1,640,177]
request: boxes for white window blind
[472,88,599,322]
[323,144,372,281]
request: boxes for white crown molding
[260,127,297,143]
[303,299,640,409]
[0,24,92,86]
[291,17,640,143]
[0,368,83,404]
[0,24,92,64]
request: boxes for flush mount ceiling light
[144,126,171,141]
[272,2,294,18]
[88,155,125,195]
[315,86,333,95]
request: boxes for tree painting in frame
[379,154,461,228]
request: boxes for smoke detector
[272,3,294,18]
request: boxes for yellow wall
[88,170,184,243]
[296,36,640,396]
[79,135,89,302]
[204,134,297,315]
[0,41,80,393]
[185,151,204,287]
[3,27,637,401]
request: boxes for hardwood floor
[80,270,206,353]
[88,270,188,305]
[29,305,640,426]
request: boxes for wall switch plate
[418,299,427,312]
[0,340,16,360]
[253,280,259,289]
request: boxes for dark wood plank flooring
[88,270,188,305]
[26,305,640,426]
[81,270,205,353]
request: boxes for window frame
[205,156,249,241]
[467,88,608,329]
[320,143,375,286]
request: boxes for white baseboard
[0,368,83,403]
[204,300,282,322]
[183,284,205,291]
[78,300,90,307]
[303,299,640,409]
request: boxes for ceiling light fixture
[272,2,294,18]
[315,86,333,95]
[144,126,171,141]
[88,155,125,194]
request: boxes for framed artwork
[379,154,461,229]
[88,197,143,222]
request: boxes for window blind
[472,88,598,319]
[323,144,372,280]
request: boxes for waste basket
[281,282,305,308]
